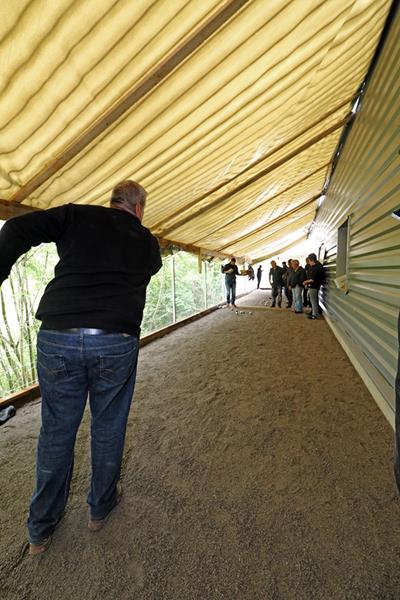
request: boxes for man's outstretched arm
[0,206,68,285]
[148,234,162,276]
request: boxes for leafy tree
[0,243,225,397]
[0,244,58,397]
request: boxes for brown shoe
[29,536,52,556]
[88,484,123,531]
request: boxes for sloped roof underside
[0,0,392,260]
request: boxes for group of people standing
[268,254,325,319]
[221,254,325,319]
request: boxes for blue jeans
[28,329,139,543]
[271,285,282,306]
[225,279,236,305]
[293,285,303,312]
[284,286,292,307]
[308,287,319,316]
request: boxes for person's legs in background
[284,286,292,308]
[308,288,319,318]
[225,280,232,305]
[277,285,282,307]
[293,285,303,312]
[303,286,309,307]
[231,280,237,306]
[271,284,277,307]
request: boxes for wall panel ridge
[312,7,400,421]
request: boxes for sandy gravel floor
[1,289,399,600]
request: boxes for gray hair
[111,180,147,208]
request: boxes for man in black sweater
[221,257,240,309]
[303,253,325,319]
[287,259,306,313]
[0,180,161,554]
[256,265,263,289]
[282,259,293,308]
[269,260,284,307]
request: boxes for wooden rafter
[0,199,39,220]
[9,0,250,205]
[218,193,320,251]
[157,111,353,236]
[192,163,330,246]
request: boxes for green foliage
[141,252,225,335]
[141,257,174,335]
[0,245,225,397]
[0,244,58,397]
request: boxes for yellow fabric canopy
[0,0,391,260]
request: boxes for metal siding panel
[312,8,400,415]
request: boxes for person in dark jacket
[256,265,263,289]
[303,253,325,319]
[221,257,242,309]
[287,259,306,313]
[269,260,284,307]
[0,180,162,554]
[303,256,311,307]
[282,259,293,308]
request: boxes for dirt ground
[1,289,399,600]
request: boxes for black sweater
[0,204,162,336]
[307,262,325,288]
[221,263,239,282]
[269,266,284,286]
[287,267,306,287]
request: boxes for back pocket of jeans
[37,348,68,382]
[99,347,137,384]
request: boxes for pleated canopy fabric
[0,0,392,261]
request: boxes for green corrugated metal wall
[313,7,400,421]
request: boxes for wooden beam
[223,208,314,256]
[197,247,203,273]
[192,161,331,245]
[152,98,353,232]
[9,0,250,205]
[218,194,320,251]
[0,384,40,409]
[0,198,233,262]
[158,236,233,261]
[156,111,353,236]
[253,234,308,263]
[192,163,329,246]
[0,198,39,220]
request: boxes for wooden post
[204,262,208,308]
[0,199,39,220]
[171,254,176,323]
[198,248,202,274]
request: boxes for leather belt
[41,327,131,336]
